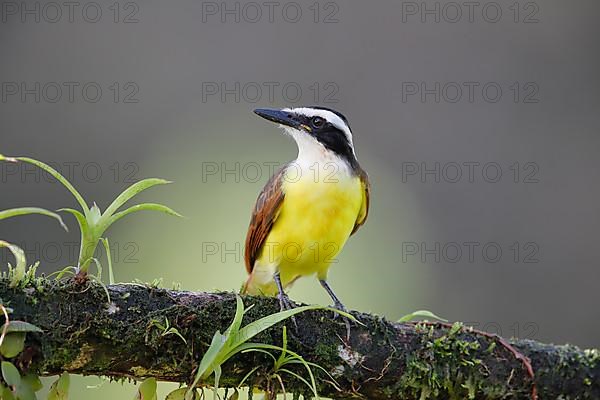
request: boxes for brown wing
[351,168,370,235]
[244,164,288,273]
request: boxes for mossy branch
[0,279,597,399]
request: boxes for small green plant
[0,361,44,400]
[0,297,45,400]
[238,326,340,398]
[148,317,187,344]
[0,154,181,278]
[185,296,349,400]
[0,206,68,287]
[0,241,27,289]
[398,310,448,323]
[0,318,43,359]
[133,377,156,400]
[47,372,70,400]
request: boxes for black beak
[253,108,300,128]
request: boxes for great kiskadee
[241,106,370,314]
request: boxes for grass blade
[398,310,448,323]
[13,157,88,213]
[233,343,303,364]
[101,238,115,284]
[224,296,246,346]
[232,305,323,348]
[236,343,320,398]
[1,321,43,334]
[239,347,278,362]
[212,365,221,400]
[279,369,318,398]
[237,366,260,389]
[0,207,68,231]
[103,178,172,218]
[105,203,182,228]
[188,331,226,391]
[0,241,26,287]
[58,208,88,232]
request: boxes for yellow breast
[255,167,363,287]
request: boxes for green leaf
[47,372,69,400]
[232,305,324,349]
[279,368,317,397]
[88,203,102,226]
[1,385,15,400]
[188,299,325,399]
[100,238,115,285]
[0,333,26,358]
[58,209,94,272]
[1,362,21,387]
[165,387,188,400]
[0,155,17,162]
[239,343,320,397]
[15,377,36,400]
[2,321,43,334]
[237,367,259,389]
[224,296,246,346]
[134,378,157,400]
[240,347,277,362]
[21,374,43,392]
[106,203,182,228]
[212,365,222,400]
[449,321,463,335]
[239,344,320,398]
[0,208,68,231]
[0,241,26,288]
[103,178,172,218]
[58,209,88,233]
[183,388,199,400]
[195,331,226,380]
[398,310,448,323]
[13,157,88,213]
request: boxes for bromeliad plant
[0,155,181,279]
[0,154,181,399]
[0,154,347,399]
[180,295,352,400]
[0,207,68,287]
[130,296,344,400]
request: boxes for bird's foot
[277,291,298,328]
[277,290,295,311]
[330,301,354,341]
[331,300,349,317]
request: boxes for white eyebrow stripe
[283,107,354,151]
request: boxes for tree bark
[0,279,598,399]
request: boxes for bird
[241,106,370,316]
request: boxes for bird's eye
[311,117,324,128]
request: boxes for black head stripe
[313,125,359,170]
[290,107,359,171]
[308,106,351,130]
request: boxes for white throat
[283,126,353,179]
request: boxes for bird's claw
[278,292,298,328]
[331,301,349,319]
[330,302,354,341]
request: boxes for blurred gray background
[1,0,599,396]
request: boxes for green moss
[2,278,598,399]
[391,322,511,399]
[313,341,338,364]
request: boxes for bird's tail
[239,275,253,295]
[239,273,277,296]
